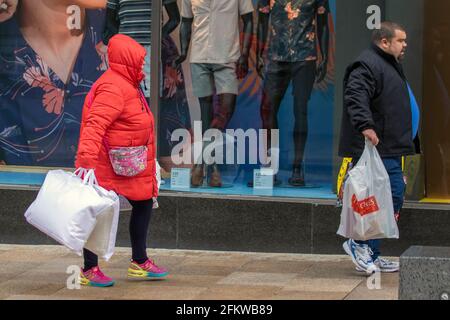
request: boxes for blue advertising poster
[0,2,108,168]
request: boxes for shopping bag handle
[74,168,98,186]
[357,138,375,166]
[74,168,87,178]
[84,170,98,187]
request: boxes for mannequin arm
[236,12,254,79]
[162,2,181,38]
[174,17,193,66]
[316,8,330,83]
[256,4,270,78]
[102,7,119,45]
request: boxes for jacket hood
[108,34,146,85]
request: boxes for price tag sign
[170,168,191,189]
[253,168,274,189]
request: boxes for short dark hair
[372,21,406,44]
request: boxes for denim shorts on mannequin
[190,63,239,98]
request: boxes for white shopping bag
[84,172,120,261]
[25,169,120,260]
[337,140,399,241]
[152,160,161,209]
[156,160,162,189]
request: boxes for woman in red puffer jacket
[75,34,167,287]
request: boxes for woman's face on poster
[42,0,107,9]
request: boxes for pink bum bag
[87,86,150,177]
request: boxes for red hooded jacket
[75,34,157,201]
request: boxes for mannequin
[103,0,181,102]
[257,0,330,187]
[158,2,193,172]
[175,0,254,188]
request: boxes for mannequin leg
[201,93,237,187]
[191,96,214,187]
[261,78,289,151]
[200,96,214,134]
[249,61,291,187]
[210,93,236,130]
[289,61,316,187]
[262,61,290,154]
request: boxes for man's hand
[236,55,249,80]
[316,59,328,83]
[256,55,265,79]
[0,0,18,23]
[173,54,187,68]
[0,160,6,165]
[362,129,379,146]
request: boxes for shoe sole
[79,279,115,287]
[288,179,305,187]
[128,270,169,279]
[343,241,377,275]
[191,182,203,188]
[356,266,399,273]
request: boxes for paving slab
[0,245,401,300]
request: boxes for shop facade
[0,0,449,254]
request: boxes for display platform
[0,171,46,187]
[160,181,336,200]
[0,169,337,200]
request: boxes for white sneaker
[343,239,380,275]
[375,257,399,273]
[356,257,399,273]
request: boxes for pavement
[0,244,399,300]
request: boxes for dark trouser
[261,60,316,168]
[355,157,405,261]
[83,198,153,271]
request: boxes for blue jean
[355,157,405,260]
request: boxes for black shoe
[288,166,305,187]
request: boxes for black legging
[83,198,153,271]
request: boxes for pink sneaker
[79,266,115,287]
[128,259,169,279]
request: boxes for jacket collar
[370,44,406,79]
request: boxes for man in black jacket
[339,22,420,274]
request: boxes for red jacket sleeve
[75,82,124,169]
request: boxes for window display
[174,0,254,188]
[255,0,330,187]
[1,0,450,204]
[159,0,337,199]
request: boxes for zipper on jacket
[138,86,149,114]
